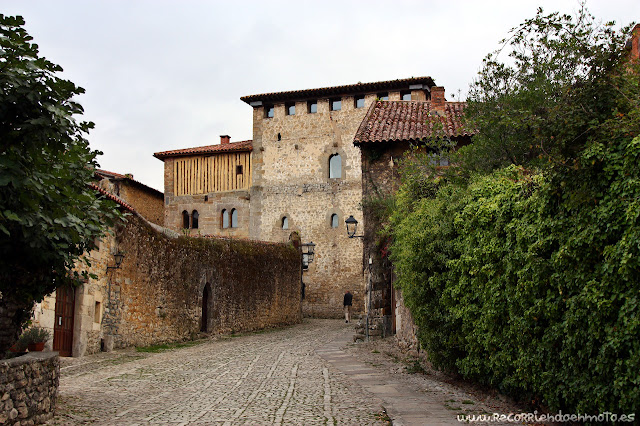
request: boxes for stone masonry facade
[156,78,437,318]
[31,190,301,357]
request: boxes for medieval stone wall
[103,214,301,349]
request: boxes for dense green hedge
[390,137,640,413]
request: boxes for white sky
[3,0,638,191]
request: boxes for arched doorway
[201,283,211,332]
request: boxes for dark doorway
[201,283,211,332]
[53,286,75,356]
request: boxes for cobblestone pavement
[49,320,388,425]
[48,319,523,425]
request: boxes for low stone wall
[0,352,59,425]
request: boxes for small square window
[265,105,274,118]
[308,100,317,114]
[401,91,412,101]
[377,92,389,101]
[330,98,342,111]
[286,103,295,116]
[236,165,243,175]
[354,95,365,108]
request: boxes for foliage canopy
[389,7,639,414]
[0,15,119,353]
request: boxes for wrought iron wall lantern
[300,241,316,269]
[345,215,364,238]
[106,251,125,271]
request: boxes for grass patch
[136,340,203,353]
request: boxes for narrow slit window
[231,209,238,228]
[191,210,199,229]
[236,165,243,175]
[286,103,295,116]
[331,214,339,228]
[94,302,101,323]
[222,209,229,229]
[182,210,190,229]
[308,100,317,114]
[329,154,342,179]
[282,216,289,229]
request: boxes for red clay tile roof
[153,140,253,160]
[241,77,435,104]
[95,169,163,197]
[353,100,474,144]
[90,183,135,212]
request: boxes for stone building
[154,137,253,237]
[157,77,438,318]
[94,169,164,226]
[353,88,473,348]
[30,171,301,357]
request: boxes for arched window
[182,210,190,229]
[222,209,229,229]
[231,209,238,228]
[282,216,289,230]
[191,210,199,229]
[329,154,342,179]
[331,213,339,228]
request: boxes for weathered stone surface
[0,352,57,426]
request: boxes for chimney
[220,135,230,145]
[431,86,445,115]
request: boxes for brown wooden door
[53,286,75,356]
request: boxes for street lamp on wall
[106,251,125,271]
[345,215,364,238]
[300,242,316,269]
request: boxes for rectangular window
[354,95,365,108]
[308,100,317,114]
[265,104,274,118]
[330,98,341,111]
[377,92,389,101]
[94,301,101,323]
[286,102,295,116]
[236,165,243,175]
[401,91,412,101]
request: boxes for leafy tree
[0,15,119,353]
[389,6,640,414]
[457,6,637,175]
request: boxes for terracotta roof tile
[95,169,163,197]
[353,100,474,144]
[241,77,435,104]
[153,140,253,160]
[90,183,135,212]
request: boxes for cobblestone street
[48,319,519,425]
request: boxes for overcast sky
[3,0,638,191]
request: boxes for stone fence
[0,352,59,425]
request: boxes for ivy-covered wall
[103,214,301,349]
